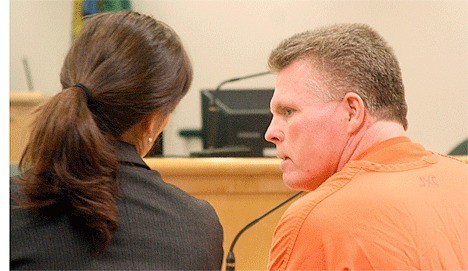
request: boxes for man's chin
[282,174,306,191]
[282,174,323,191]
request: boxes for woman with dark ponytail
[10,11,223,270]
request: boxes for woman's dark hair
[16,11,192,254]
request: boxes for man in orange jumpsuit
[265,23,467,270]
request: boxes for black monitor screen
[200,89,276,157]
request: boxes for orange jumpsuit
[268,137,467,270]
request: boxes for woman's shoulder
[118,165,219,217]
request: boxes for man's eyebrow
[270,102,282,112]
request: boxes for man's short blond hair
[269,23,408,130]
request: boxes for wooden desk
[10,92,49,163]
[144,157,294,271]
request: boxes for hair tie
[73,83,93,102]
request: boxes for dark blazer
[10,141,224,270]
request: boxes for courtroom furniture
[10,91,49,163]
[449,138,468,155]
[144,157,295,271]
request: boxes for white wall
[10,0,73,93]
[10,0,468,156]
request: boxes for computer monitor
[198,88,276,157]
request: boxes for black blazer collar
[113,140,151,170]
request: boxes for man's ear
[342,92,366,134]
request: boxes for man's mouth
[279,155,291,170]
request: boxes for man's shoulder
[279,185,343,228]
[269,187,350,270]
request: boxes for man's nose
[264,119,284,144]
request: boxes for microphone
[209,71,271,114]
[22,57,34,91]
[204,71,271,156]
[225,191,303,271]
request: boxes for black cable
[225,191,303,271]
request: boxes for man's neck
[337,120,407,171]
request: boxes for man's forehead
[275,59,330,98]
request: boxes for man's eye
[283,108,294,116]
